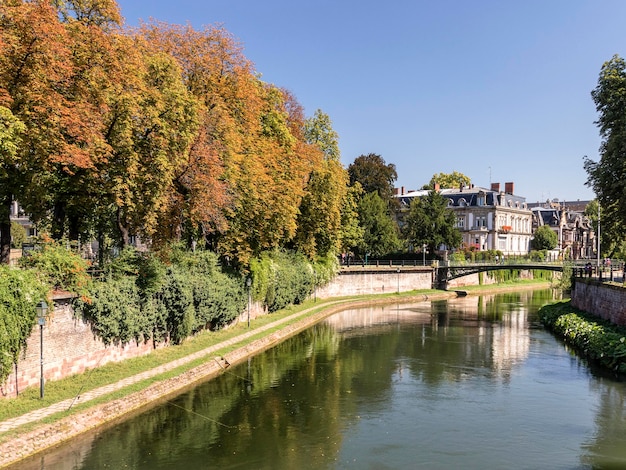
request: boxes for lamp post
[246,277,252,328]
[397,267,400,294]
[597,201,601,268]
[36,300,48,399]
[422,244,427,266]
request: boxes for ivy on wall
[0,266,48,385]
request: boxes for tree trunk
[52,200,66,241]
[0,193,13,264]
[116,208,130,248]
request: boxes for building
[529,200,594,259]
[396,182,533,256]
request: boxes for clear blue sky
[117,0,626,204]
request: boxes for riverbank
[538,300,626,377]
[0,282,551,468]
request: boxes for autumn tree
[142,22,317,265]
[293,109,347,258]
[0,1,74,262]
[402,189,461,253]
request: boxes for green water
[14,289,626,469]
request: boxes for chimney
[393,187,400,196]
[505,182,514,195]
[401,186,405,195]
[434,183,441,192]
[491,182,500,193]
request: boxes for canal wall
[2,268,430,398]
[316,267,433,297]
[571,279,626,326]
[2,266,540,398]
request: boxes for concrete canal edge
[0,293,461,468]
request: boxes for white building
[396,182,533,256]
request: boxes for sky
[116,0,626,204]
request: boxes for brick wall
[1,294,154,398]
[571,280,626,326]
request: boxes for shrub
[250,250,320,312]
[19,239,91,298]
[75,276,145,346]
[539,301,626,375]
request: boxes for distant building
[396,182,533,256]
[529,200,594,259]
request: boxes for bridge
[436,262,565,289]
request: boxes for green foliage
[338,182,365,254]
[75,276,145,346]
[347,153,397,207]
[585,56,626,255]
[403,189,462,253]
[531,226,558,251]
[539,301,626,375]
[427,171,471,189]
[159,266,195,344]
[357,191,400,258]
[250,250,322,312]
[529,250,546,261]
[18,239,91,297]
[0,266,48,384]
[10,221,26,248]
[76,248,247,346]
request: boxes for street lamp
[422,244,427,266]
[246,277,252,328]
[36,300,48,399]
[397,267,400,294]
[597,201,601,268]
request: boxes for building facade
[397,182,533,256]
[529,200,594,259]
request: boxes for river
[12,289,626,469]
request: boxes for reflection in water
[11,289,626,470]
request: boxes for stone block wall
[316,268,433,298]
[571,280,626,326]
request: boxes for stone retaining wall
[316,267,433,298]
[571,279,626,326]
[2,266,522,398]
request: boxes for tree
[531,225,558,251]
[0,1,76,263]
[348,153,397,206]
[293,109,347,258]
[402,189,461,253]
[357,191,400,258]
[0,107,25,263]
[426,171,471,189]
[338,183,365,255]
[584,55,626,256]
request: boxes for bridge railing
[342,259,431,268]
[572,262,625,284]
